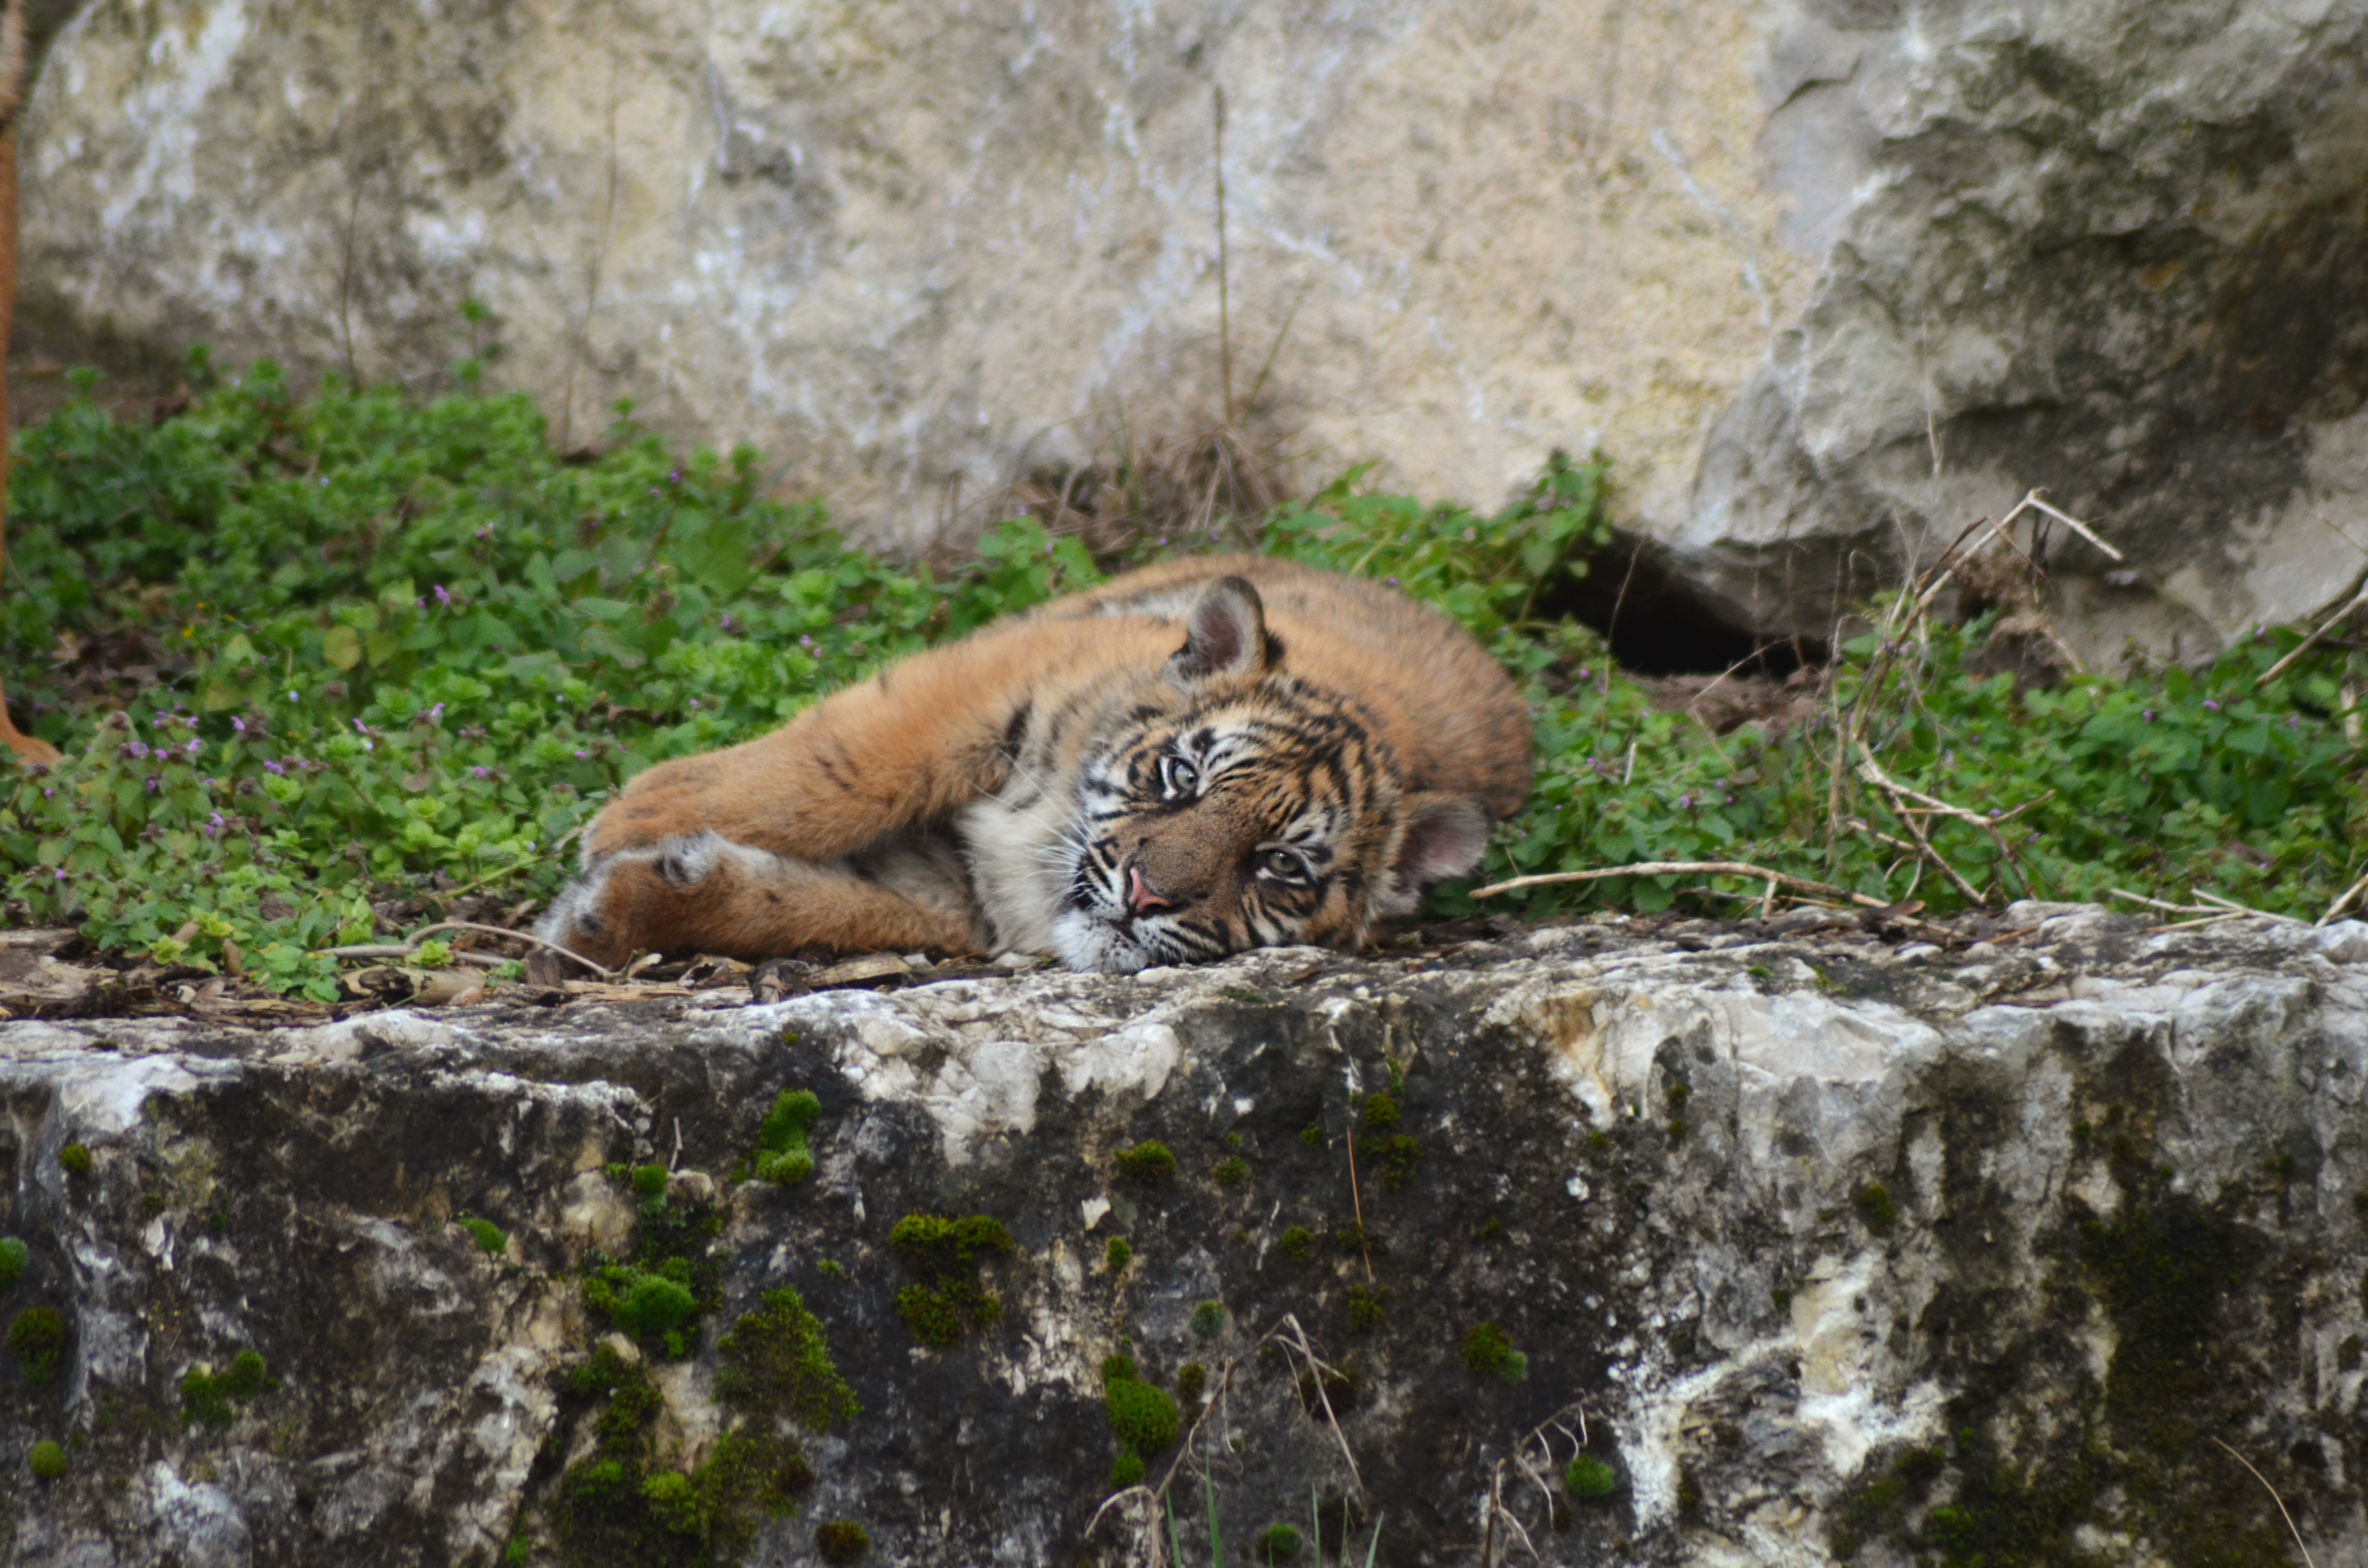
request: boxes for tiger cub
[540,555,1530,974]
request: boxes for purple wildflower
[185,738,201,758]
[1386,576,1399,587]
[2202,699,2220,711]
[2142,710,2156,723]
[263,760,286,775]
[41,787,53,799]
[474,524,493,540]
[799,635,814,649]
[353,719,369,734]
[204,812,224,837]
[667,467,681,485]
[145,776,161,794]
[1678,794,1693,809]
[470,766,492,779]
[232,717,247,734]
[573,749,589,760]
[121,741,149,761]
[433,585,452,608]
[427,703,444,723]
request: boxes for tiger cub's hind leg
[539,831,981,968]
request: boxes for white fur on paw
[653,830,729,889]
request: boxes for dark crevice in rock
[1543,536,1820,676]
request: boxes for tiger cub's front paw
[538,832,731,968]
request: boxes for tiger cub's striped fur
[540,556,1530,973]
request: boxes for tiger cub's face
[1048,577,1493,974]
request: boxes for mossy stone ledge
[2,903,2366,1565]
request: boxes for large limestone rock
[31,1,2368,657]
[2,906,2366,1565]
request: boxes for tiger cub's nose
[1125,864,1173,915]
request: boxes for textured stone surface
[2,905,2366,1565]
[1685,0,2368,664]
[25,1,2368,657]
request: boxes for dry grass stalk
[1088,1311,1369,1561]
[322,919,616,978]
[2209,1436,2319,1568]
[1479,1401,1594,1566]
[2257,556,2368,689]
[2318,867,2368,925]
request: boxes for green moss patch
[1460,1322,1525,1381]
[580,1182,727,1360]
[457,1214,509,1256]
[180,1348,269,1427]
[815,1519,871,1562]
[716,1287,859,1432]
[1564,1454,1616,1500]
[28,1438,66,1480]
[8,1307,67,1387]
[888,1213,1014,1349]
[752,1090,822,1185]
[551,1319,845,1568]
[1101,1356,1181,1454]
[0,1237,27,1287]
[1114,1141,1177,1188]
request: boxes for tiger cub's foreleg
[543,831,979,968]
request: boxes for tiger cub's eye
[1159,756,1199,797]
[1259,848,1307,881]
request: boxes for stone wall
[2,905,2365,1565]
[25,1,2368,658]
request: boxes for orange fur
[545,556,1531,971]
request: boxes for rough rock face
[25,1,2368,657]
[2,904,2365,1566]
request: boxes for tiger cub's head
[1052,576,1498,974]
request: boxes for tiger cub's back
[1033,555,1531,819]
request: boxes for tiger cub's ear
[1375,794,1494,917]
[1167,576,1276,684]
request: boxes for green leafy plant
[1105,1236,1132,1273]
[28,1438,66,1480]
[10,358,2368,1005]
